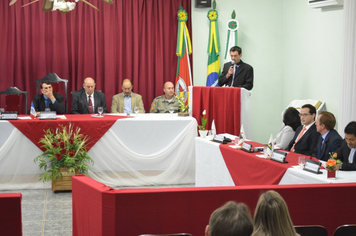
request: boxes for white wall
[191,0,343,143]
[282,1,343,129]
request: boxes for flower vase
[52,167,79,192]
[199,130,208,138]
[327,170,337,179]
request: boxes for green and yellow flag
[206,0,220,87]
[175,5,192,104]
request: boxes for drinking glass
[0,108,4,114]
[234,137,239,147]
[298,156,306,169]
[98,107,103,116]
[169,107,175,114]
[134,106,139,115]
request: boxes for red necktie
[88,95,94,114]
[291,126,306,152]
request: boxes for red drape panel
[0,0,192,113]
[193,86,241,135]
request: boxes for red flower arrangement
[34,124,94,182]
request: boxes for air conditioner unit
[309,0,343,8]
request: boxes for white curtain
[339,0,356,135]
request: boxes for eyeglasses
[299,113,311,117]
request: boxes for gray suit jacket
[71,89,107,114]
[111,92,145,113]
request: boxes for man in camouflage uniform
[150,82,180,113]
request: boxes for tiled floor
[1,183,195,236]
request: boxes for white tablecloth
[195,138,234,187]
[0,114,197,190]
[279,166,356,184]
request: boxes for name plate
[303,159,322,174]
[241,142,253,152]
[1,112,18,120]
[39,111,57,120]
[271,150,288,163]
[213,135,231,144]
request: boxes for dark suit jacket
[218,60,253,90]
[71,89,108,114]
[287,123,320,156]
[312,129,342,161]
[336,140,356,171]
[32,93,65,114]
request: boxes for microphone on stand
[231,60,235,87]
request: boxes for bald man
[111,79,145,113]
[71,77,108,114]
[150,81,179,113]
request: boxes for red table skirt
[219,141,319,185]
[72,175,356,236]
[9,114,128,151]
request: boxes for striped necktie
[88,95,94,114]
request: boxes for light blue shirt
[349,148,356,163]
[124,93,132,113]
[321,130,330,146]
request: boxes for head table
[195,137,356,186]
[0,114,197,190]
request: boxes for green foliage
[34,124,94,182]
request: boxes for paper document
[18,116,32,120]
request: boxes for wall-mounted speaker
[195,0,211,8]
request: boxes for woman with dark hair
[252,190,300,236]
[274,107,301,149]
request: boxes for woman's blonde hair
[252,190,299,236]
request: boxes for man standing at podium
[218,46,253,90]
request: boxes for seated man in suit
[71,77,108,114]
[32,80,65,116]
[312,111,342,161]
[205,201,253,236]
[218,46,253,90]
[150,81,179,113]
[287,104,320,155]
[336,121,356,171]
[111,79,145,113]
